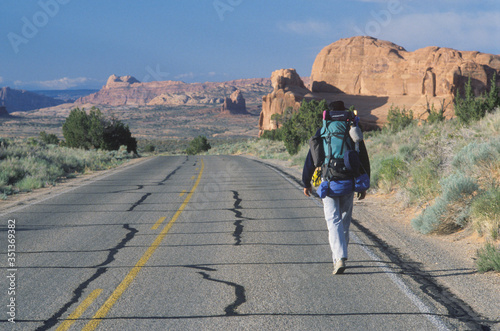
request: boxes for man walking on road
[302,101,370,275]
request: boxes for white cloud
[174,72,195,80]
[377,11,500,53]
[14,77,95,90]
[277,20,333,37]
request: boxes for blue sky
[1,0,499,90]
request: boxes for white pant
[322,193,354,262]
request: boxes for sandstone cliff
[259,69,311,134]
[311,36,500,97]
[0,87,64,112]
[259,37,500,132]
[221,90,247,114]
[76,75,272,107]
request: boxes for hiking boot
[333,258,346,275]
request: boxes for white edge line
[0,156,158,219]
[268,165,450,331]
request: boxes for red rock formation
[221,90,247,114]
[76,75,271,106]
[259,69,311,135]
[259,37,500,132]
[311,36,500,98]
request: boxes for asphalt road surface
[0,156,486,330]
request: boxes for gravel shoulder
[245,155,500,330]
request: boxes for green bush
[426,104,446,124]
[39,131,60,145]
[143,144,155,153]
[261,99,326,155]
[476,243,500,273]
[372,157,407,192]
[454,74,500,125]
[408,157,441,203]
[186,135,211,155]
[386,105,414,133]
[63,107,137,153]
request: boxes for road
[0,155,485,330]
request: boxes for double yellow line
[57,159,204,331]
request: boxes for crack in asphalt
[186,265,246,316]
[111,185,144,194]
[127,193,152,212]
[36,224,138,331]
[229,190,244,246]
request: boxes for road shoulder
[0,156,154,217]
[244,154,500,330]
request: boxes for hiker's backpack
[309,110,369,198]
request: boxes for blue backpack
[310,110,367,198]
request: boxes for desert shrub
[39,131,60,145]
[407,157,441,203]
[371,156,407,192]
[63,107,137,153]
[0,139,135,196]
[454,74,500,125]
[476,243,500,273]
[452,139,500,176]
[261,99,326,155]
[411,197,448,234]
[386,105,414,133]
[426,104,446,124]
[485,72,500,113]
[143,144,155,153]
[186,135,211,155]
[412,173,479,233]
[0,137,9,149]
[471,187,500,240]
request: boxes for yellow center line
[81,159,205,331]
[56,289,102,331]
[179,189,187,197]
[151,216,166,230]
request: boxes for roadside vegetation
[209,76,500,272]
[0,107,137,199]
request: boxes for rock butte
[77,75,270,107]
[259,36,500,134]
[221,90,247,114]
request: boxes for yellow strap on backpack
[312,167,322,187]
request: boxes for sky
[1,0,499,91]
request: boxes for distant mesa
[0,87,64,113]
[221,90,247,114]
[76,74,271,107]
[105,74,141,88]
[259,36,500,133]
